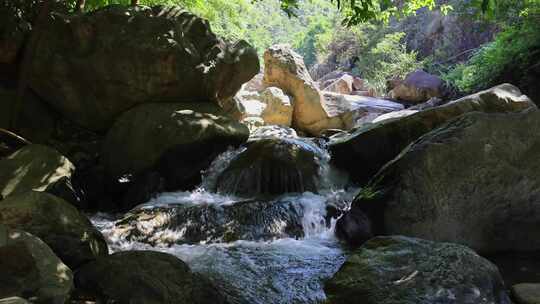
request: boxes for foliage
[444,6,540,93]
[316,24,422,94]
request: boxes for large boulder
[0,192,108,269]
[330,84,536,185]
[348,110,540,253]
[390,70,445,103]
[325,236,511,304]
[103,102,249,190]
[0,144,74,199]
[74,250,228,304]
[215,138,323,196]
[29,5,259,131]
[0,225,73,303]
[263,44,343,135]
[112,198,306,245]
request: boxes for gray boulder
[348,110,540,253]
[330,83,536,185]
[29,5,259,131]
[325,236,510,304]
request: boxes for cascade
[91,133,357,304]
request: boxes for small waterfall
[91,135,358,304]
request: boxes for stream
[91,136,357,304]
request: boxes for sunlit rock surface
[0,144,74,199]
[330,83,537,184]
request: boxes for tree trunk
[76,0,86,12]
[131,0,139,6]
[11,0,53,130]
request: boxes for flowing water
[91,136,357,304]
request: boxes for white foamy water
[91,140,357,304]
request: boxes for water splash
[90,140,358,304]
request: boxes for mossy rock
[325,236,510,304]
[0,191,108,269]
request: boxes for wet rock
[0,225,73,303]
[330,83,536,185]
[351,110,540,253]
[0,191,108,269]
[325,236,511,304]
[103,102,249,190]
[113,198,307,244]
[29,5,259,131]
[390,70,444,103]
[248,125,298,141]
[335,207,373,248]
[0,144,74,199]
[512,283,540,304]
[216,138,322,196]
[74,250,228,304]
[263,44,343,135]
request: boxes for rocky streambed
[1,2,540,304]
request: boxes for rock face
[112,198,306,245]
[29,5,259,131]
[216,138,323,196]
[512,283,540,304]
[263,44,342,135]
[391,70,444,103]
[103,102,249,190]
[0,144,74,199]
[330,84,536,185]
[325,236,511,304]
[0,225,73,304]
[351,110,540,253]
[0,192,108,269]
[75,250,227,304]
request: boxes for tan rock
[260,87,293,126]
[263,44,342,135]
[323,74,354,94]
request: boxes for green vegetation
[444,5,540,93]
